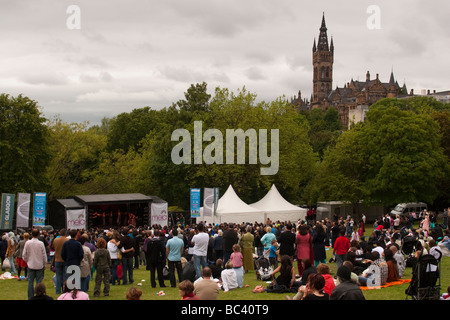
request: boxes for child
[230,244,244,288]
[269,239,279,269]
[93,238,112,297]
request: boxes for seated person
[193,267,220,300]
[271,255,300,289]
[330,266,365,300]
[300,258,317,286]
[358,251,388,287]
[209,259,223,279]
[302,273,330,301]
[220,261,238,292]
[179,280,200,300]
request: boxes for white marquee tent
[196,184,306,225]
[250,184,307,223]
[196,185,265,224]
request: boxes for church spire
[317,12,329,51]
[313,38,317,52]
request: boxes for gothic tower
[312,13,334,108]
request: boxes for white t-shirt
[192,232,209,257]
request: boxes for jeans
[336,254,346,270]
[257,247,264,257]
[54,261,65,294]
[80,275,90,292]
[193,255,208,280]
[168,260,183,287]
[121,257,134,284]
[8,257,16,274]
[223,251,232,265]
[28,268,44,299]
[110,259,120,285]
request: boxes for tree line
[1,82,449,212]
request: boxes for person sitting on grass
[29,283,53,300]
[220,261,238,292]
[126,287,142,300]
[179,280,200,300]
[271,255,299,289]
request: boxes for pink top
[230,252,243,268]
[57,291,90,300]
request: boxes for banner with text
[1,193,16,230]
[16,193,31,228]
[33,192,47,227]
[203,188,214,217]
[66,209,87,230]
[151,202,168,227]
[190,188,201,218]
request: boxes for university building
[291,14,409,128]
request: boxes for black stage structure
[49,193,167,230]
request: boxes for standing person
[229,244,244,288]
[213,230,224,261]
[6,231,17,274]
[61,229,84,283]
[333,230,350,270]
[165,228,184,288]
[118,227,135,285]
[145,230,166,288]
[22,228,47,300]
[107,230,121,285]
[312,222,327,266]
[254,229,264,257]
[239,226,254,273]
[260,226,276,256]
[191,224,210,280]
[296,225,314,276]
[79,235,93,293]
[222,224,238,265]
[51,228,69,294]
[16,232,29,280]
[278,224,296,259]
[93,237,111,298]
[0,234,7,268]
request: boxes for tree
[307,98,448,208]
[46,119,107,200]
[0,94,51,193]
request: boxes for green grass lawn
[1,224,448,300]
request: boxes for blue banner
[190,188,201,218]
[33,192,47,226]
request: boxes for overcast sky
[0,0,449,125]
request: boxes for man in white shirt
[22,228,47,299]
[191,224,210,280]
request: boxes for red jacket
[333,236,350,255]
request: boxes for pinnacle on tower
[317,12,329,51]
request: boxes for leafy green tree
[46,119,107,200]
[106,107,162,152]
[307,98,448,208]
[0,94,51,193]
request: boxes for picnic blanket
[360,278,411,290]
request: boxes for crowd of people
[0,207,449,300]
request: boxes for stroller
[401,235,417,256]
[255,255,273,281]
[405,254,441,300]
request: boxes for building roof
[72,193,165,205]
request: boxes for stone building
[291,14,409,127]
